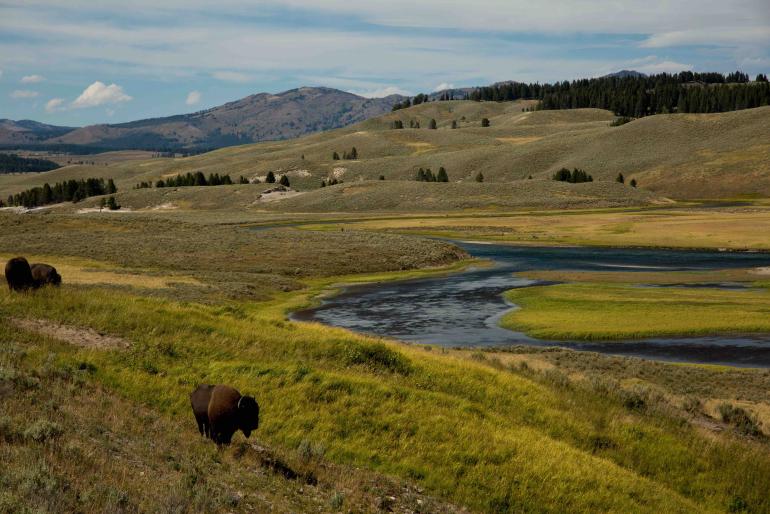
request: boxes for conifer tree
[481,118,490,127]
[279,174,290,187]
[616,173,625,184]
[428,118,437,129]
[266,171,276,183]
[107,179,117,194]
[437,167,448,182]
[475,172,484,182]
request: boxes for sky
[1,0,768,126]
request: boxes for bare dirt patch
[10,317,131,349]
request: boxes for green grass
[3,281,770,513]
[502,282,770,340]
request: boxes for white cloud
[433,82,455,92]
[185,90,202,105]
[20,74,44,83]
[70,81,132,109]
[10,89,39,99]
[641,26,770,48]
[212,71,253,83]
[626,56,692,74]
[45,97,64,112]
[355,85,411,98]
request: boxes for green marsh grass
[502,282,770,340]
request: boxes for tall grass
[3,282,770,513]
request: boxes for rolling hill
[0,87,403,151]
[0,119,76,145]
[2,100,768,204]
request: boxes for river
[292,242,770,367]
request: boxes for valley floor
[2,206,770,513]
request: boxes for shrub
[610,116,633,126]
[23,420,63,443]
[338,341,411,375]
[718,403,762,436]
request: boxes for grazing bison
[31,263,62,287]
[190,384,259,445]
[5,257,35,291]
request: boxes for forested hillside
[397,71,770,118]
[0,153,61,174]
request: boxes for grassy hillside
[1,101,768,207]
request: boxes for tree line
[415,167,449,182]
[0,153,61,174]
[332,147,358,160]
[552,168,593,183]
[470,72,770,117]
[135,172,250,189]
[393,71,769,118]
[5,177,116,208]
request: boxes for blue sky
[1,0,768,126]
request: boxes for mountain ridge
[0,87,404,151]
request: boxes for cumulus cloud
[212,71,253,83]
[45,97,65,112]
[20,74,44,83]
[355,85,411,98]
[433,82,455,92]
[626,56,692,74]
[70,81,132,109]
[10,89,39,99]
[185,90,202,105]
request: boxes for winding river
[293,242,770,368]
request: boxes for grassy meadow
[3,271,770,513]
[1,208,770,513]
[2,102,769,203]
[502,282,770,340]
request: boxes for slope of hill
[2,101,768,202]
[0,119,76,145]
[41,87,402,150]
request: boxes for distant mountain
[0,119,76,145]
[2,87,402,152]
[0,87,402,151]
[603,70,647,79]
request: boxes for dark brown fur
[5,257,35,292]
[205,384,259,445]
[190,384,215,438]
[30,263,61,287]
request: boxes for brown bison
[5,257,35,291]
[31,263,62,287]
[190,384,259,445]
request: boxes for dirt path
[10,317,131,349]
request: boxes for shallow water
[292,242,770,367]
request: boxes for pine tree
[266,171,276,183]
[630,178,638,188]
[279,174,290,187]
[239,176,249,184]
[332,152,340,160]
[321,180,326,187]
[106,196,120,210]
[451,120,457,129]
[379,175,385,180]
[616,173,625,184]
[437,167,448,182]
[428,118,437,129]
[481,118,490,127]
[107,179,117,194]
[350,147,358,159]
[475,172,484,182]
